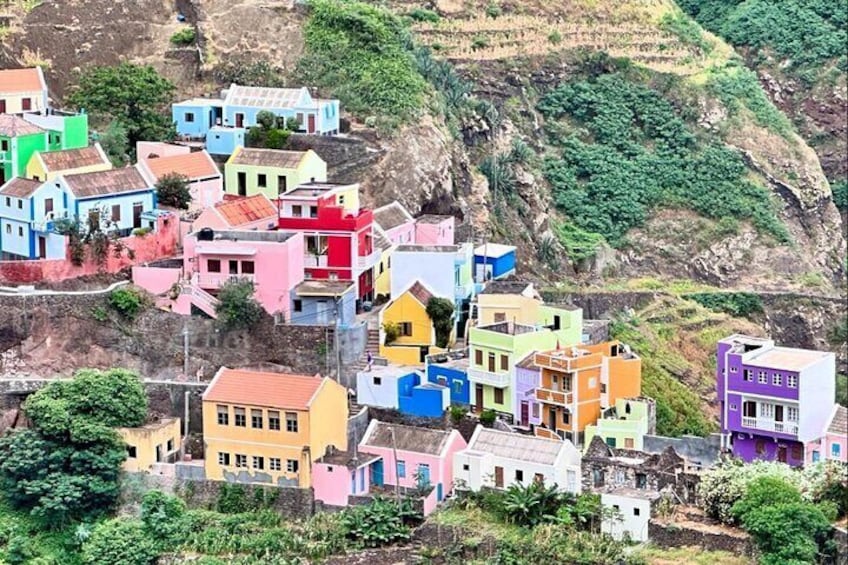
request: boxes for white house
[601,488,661,542]
[356,365,418,409]
[453,426,581,493]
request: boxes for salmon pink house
[278,182,379,307]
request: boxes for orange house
[533,341,641,445]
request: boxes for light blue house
[357,365,450,418]
[172,98,224,139]
[426,355,470,406]
[205,126,245,156]
[172,84,341,141]
[291,280,357,326]
[0,166,155,260]
[474,243,517,282]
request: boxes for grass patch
[638,545,751,564]
[429,506,528,545]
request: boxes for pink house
[173,228,304,318]
[373,201,415,246]
[136,142,223,210]
[358,420,467,515]
[805,405,847,465]
[192,194,278,232]
[414,214,455,245]
[312,448,381,507]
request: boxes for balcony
[31,219,55,233]
[467,366,510,388]
[454,282,473,299]
[304,254,329,268]
[741,417,799,436]
[192,273,255,288]
[356,249,381,270]
[534,351,600,372]
[535,387,573,407]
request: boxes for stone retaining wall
[648,521,754,556]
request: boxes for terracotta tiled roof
[145,151,220,181]
[0,177,41,198]
[407,281,434,306]
[63,166,150,198]
[362,421,453,455]
[203,367,324,410]
[373,201,412,232]
[231,147,306,169]
[214,194,277,227]
[39,145,109,173]
[828,405,847,435]
[0,114,45,137]
[0,68,46,93]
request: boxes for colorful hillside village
[2,67,845,548]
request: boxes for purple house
[717,334,836,467]
[514,352,542,429]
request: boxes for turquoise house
[205,126,245,156]
[172,98,224,138]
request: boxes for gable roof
[372,225,393,253]
[0,114,45,137]
[407,280,434,306]
[0,67,47,94]
[467,427,566,465]
[361,420,454,456]
[38,144,110,173]
[63,166,150,198]
[828,405,847,436]
[213,194,277,227]
[203,367,325,410]
[224,84,309,109]
[230,147,308,169]
[373,201,413,232]
[416,214,452,225]
[144,150,219,181]
[515,351,540,370]
[0,177,41,198]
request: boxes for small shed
[206,126,245,156]
[601,488,662,542]
[474,243,516,282]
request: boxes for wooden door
[494,466,503,488]
[0,100,5,113]
[38,237,46,259]
[520,401,529,426]
[132,204,143,229]
[237,172,247,196]
[308,114,316,133]
[235,113,244,128]
[549,408,557,430]
[475,384,484,413]
[778,446,787,463]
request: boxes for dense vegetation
[679,0,847,73]
[0,369,147,530]
[538,71,789,250]
[215,280,264,330]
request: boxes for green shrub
[141,491,186,547]
[686,292,764,318]
[155,172,191,209]
[485,3,502,18]
[500,481,566,527]
[450,405,467,425]
[383,321,400,345]
[216,484,251,514]
[132,227,152,237]
[832,179,848,211]
[479,409,497,426]
[170,27,196,46]
[479,154,516,196]
[340,496,420,548]
[548,30,562,44]
[471,34,489,51]
[109,287,145,320]
[705,64,793,136]
[659,12,712,54]
[215,280,264,331]
[407,8,440,23]
[426,297,455,349]
[82,518,159,565]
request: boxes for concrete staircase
[189,285,219,318]
[341,328,383,380]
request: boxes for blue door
[417,463,431,488]
[371,460,384,487]
[437,482,443,501]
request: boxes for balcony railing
[535,387,573,407]
[454,283,472,299]
[304,254,329,268]
[192,273,255,288]
[534,351,599,372]
[741,417,799,436]
[356,249,381,269]
[467,367,510,388]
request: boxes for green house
[467,304,582,418]
[0,112,89,184]
[583,397,655,452]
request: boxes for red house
[278,182,379,307]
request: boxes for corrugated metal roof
[362,421,452,455]
[469,428,564,465]
[63,166,150,198]
[225,85,307,109]
[231,148,307,169]
[373,201,412,231]
[828,405,847,435]
[39,145,109,173]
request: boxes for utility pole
[182,391,190,461]
[333,297,342,384]
[182,321,190,378]
[390,426,401,507]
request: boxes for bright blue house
[0,166,155,260]
[357,365,449,418]
[172,84,341,141]
[205,126,245,156]
[474,243,517,282]
[426,356,470,405]
[291,280,357,327]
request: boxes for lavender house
[513,352,542,429]
[717,334,835,467]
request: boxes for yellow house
[0,67,48,114]
[476,280,547,326]
[201,367,348,488]
[380,280,451,365]
[373,225,395,299]
[117,418,182,473]
[26,143,112,182]
[224,147,327,200]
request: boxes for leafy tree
[738,500,832,564]
[96,120,130,166]
[215,280,264,331]
[425,297,455,348]
[155,173,192,209]
[141,490,186,548]
[67,63,176,149]
[81,518,159,565]
[554,221,604,273]
[731,476,802,524]
[500,481,565,527]
[109,287,145,320]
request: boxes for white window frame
[270,458,281,471]
[787,374,797,388]
[772,373,782,386]
[758,371,767,384]
[787,406,798,422]
[759,402,774,419]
